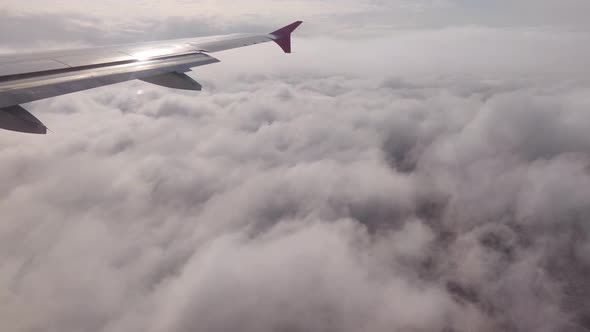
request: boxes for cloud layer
[2,2,590,332]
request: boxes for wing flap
[54,51,134,67]
[0,59,69,77]
[140,72,202,91]
[0,105,47,134]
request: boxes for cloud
[3,3,590,332]
[3,73,590,332]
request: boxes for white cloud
[2,2,590,332]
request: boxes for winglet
[270,21,303,54]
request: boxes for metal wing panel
[186,34,274,52]
[0,21,302,118]
[118,44,201,60]
[0,46,118,64]
[54,51,134,67]
[0,34,274,76]
[0,53,219,108]
[0,43,199,69]
[0,59,70,77]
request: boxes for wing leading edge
[0,21,303,134]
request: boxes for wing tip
[270,21,303,54]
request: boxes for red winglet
[270,21,303,54]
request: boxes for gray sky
[4,0,590,31]
[2,1,590,332]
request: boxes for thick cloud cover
[2,2,590,332]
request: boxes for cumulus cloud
[2,2,590,332]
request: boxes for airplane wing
[0,21,303,134]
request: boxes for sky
[2,1,590,332]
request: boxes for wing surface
[0,21,302,134]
